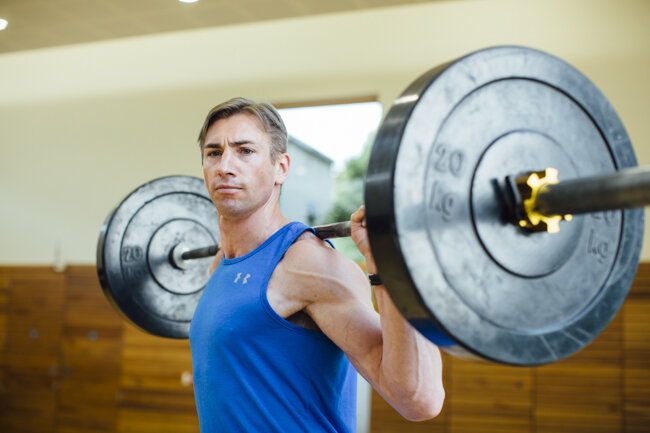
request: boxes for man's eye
[241,148,253,155]
[206,150,221,157]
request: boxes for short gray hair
[197,97,288,161]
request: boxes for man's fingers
[351,205,366,224]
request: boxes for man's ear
[274,152,290,185]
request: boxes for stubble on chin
[213,196,253,220]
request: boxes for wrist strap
[368,273,383,286]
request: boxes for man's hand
[350,205,377,274]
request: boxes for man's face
[202,112,288,219]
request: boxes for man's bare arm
[284,238,444,421]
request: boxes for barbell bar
[530,165,650,217]
[97,46,645,366]
[171,221,351,269]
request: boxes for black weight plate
[97,176,219,338]
[365,46,643,365]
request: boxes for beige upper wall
[0,0,649,265]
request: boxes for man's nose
[218,147,236,176]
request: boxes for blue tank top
[190,222,357,432]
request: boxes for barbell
[96,46,646,366]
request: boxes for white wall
[0,0,649,266]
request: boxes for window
[278,100,383,262]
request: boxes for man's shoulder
[279,230,368,300]
[287,230,355,272]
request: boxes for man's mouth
[215,184,242,193]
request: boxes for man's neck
[217,202,290,259]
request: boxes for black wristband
[368,273,382,286]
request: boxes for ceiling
[0,0,444,54]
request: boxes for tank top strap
[259,221,315,282]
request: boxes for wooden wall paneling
[0,269,10,428]
[623,300,650,432]
[0,269,9,350]
[534,313,623,433]
[623,264,650,432]
[447,357,533,433]
[117,324,198,433]
[0,268,66,433]
[0,262,648,433]
[55,266,123,433]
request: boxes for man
[189,97,444,432]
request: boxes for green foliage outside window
[324,132,376,263]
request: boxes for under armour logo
[234,273,251,284]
